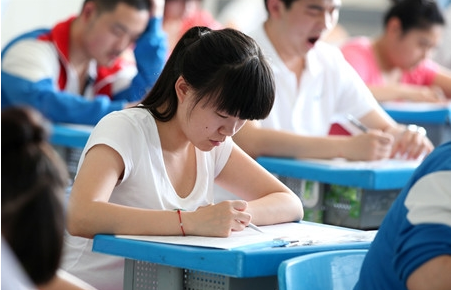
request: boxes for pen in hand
[247,222,264,233]
[347,114,368,133]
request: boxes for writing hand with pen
[342,115,394,161]
[344,132,394,161]
[346,115,433,161]
[178,200,257,238]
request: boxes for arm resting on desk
[368,84,448,103]
[68,144,303,238]
[233,119,394,161]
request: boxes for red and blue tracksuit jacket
[1,16,167,125]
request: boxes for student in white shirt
[232,0,434,162]
[61,26,303,290]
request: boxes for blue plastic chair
[278,249,368,290]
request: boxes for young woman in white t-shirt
[62,26,303,290]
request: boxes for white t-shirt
[214,25,383,203]
[250,24,381,135]
[61,108,234,290]
[1,237,36,290]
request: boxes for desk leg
[124,259,184,290]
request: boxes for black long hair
[140,26,275,122]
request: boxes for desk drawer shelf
[124,260,277,290]
[278,177,324,224]
[278,177,401,230]
[53,145,83,181]
[323,186,400,230]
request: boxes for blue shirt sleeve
[1,72,124,125]
[115,17,167,101]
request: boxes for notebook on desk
[115,222,377,250]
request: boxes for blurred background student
[215,0,433,203]
[1,0,168,184]
[1,106,96,290]
[217,0,348,45]
[1,0,167,125]
[230,0,433,162]
[163,0,222,54]
[341,0,451,103]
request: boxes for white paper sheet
[382,101,451,112]
[299,158,421,169]
[116,222,377,250]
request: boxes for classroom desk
[50,123,93,180]
[257,157,419,229]
[382,101,451,146]
[92,222,372,290]
[50,123,92,149]
[257,157,417,190]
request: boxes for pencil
[248,222,264,233]
[347,114,369,133]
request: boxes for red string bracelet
[176,209,186,236]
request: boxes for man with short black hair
[1,0,167,125]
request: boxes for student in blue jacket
[1,0,167,125]
[355,141,451,290]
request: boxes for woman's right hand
[183,200,252,237]
[344,130,394,161]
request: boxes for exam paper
[116,222,377,250]
[300,158,421,169]
[382,101,451,112]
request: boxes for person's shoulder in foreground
[1,0,167,125]
[355,141,451,290]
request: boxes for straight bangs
[194,54,275,120]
